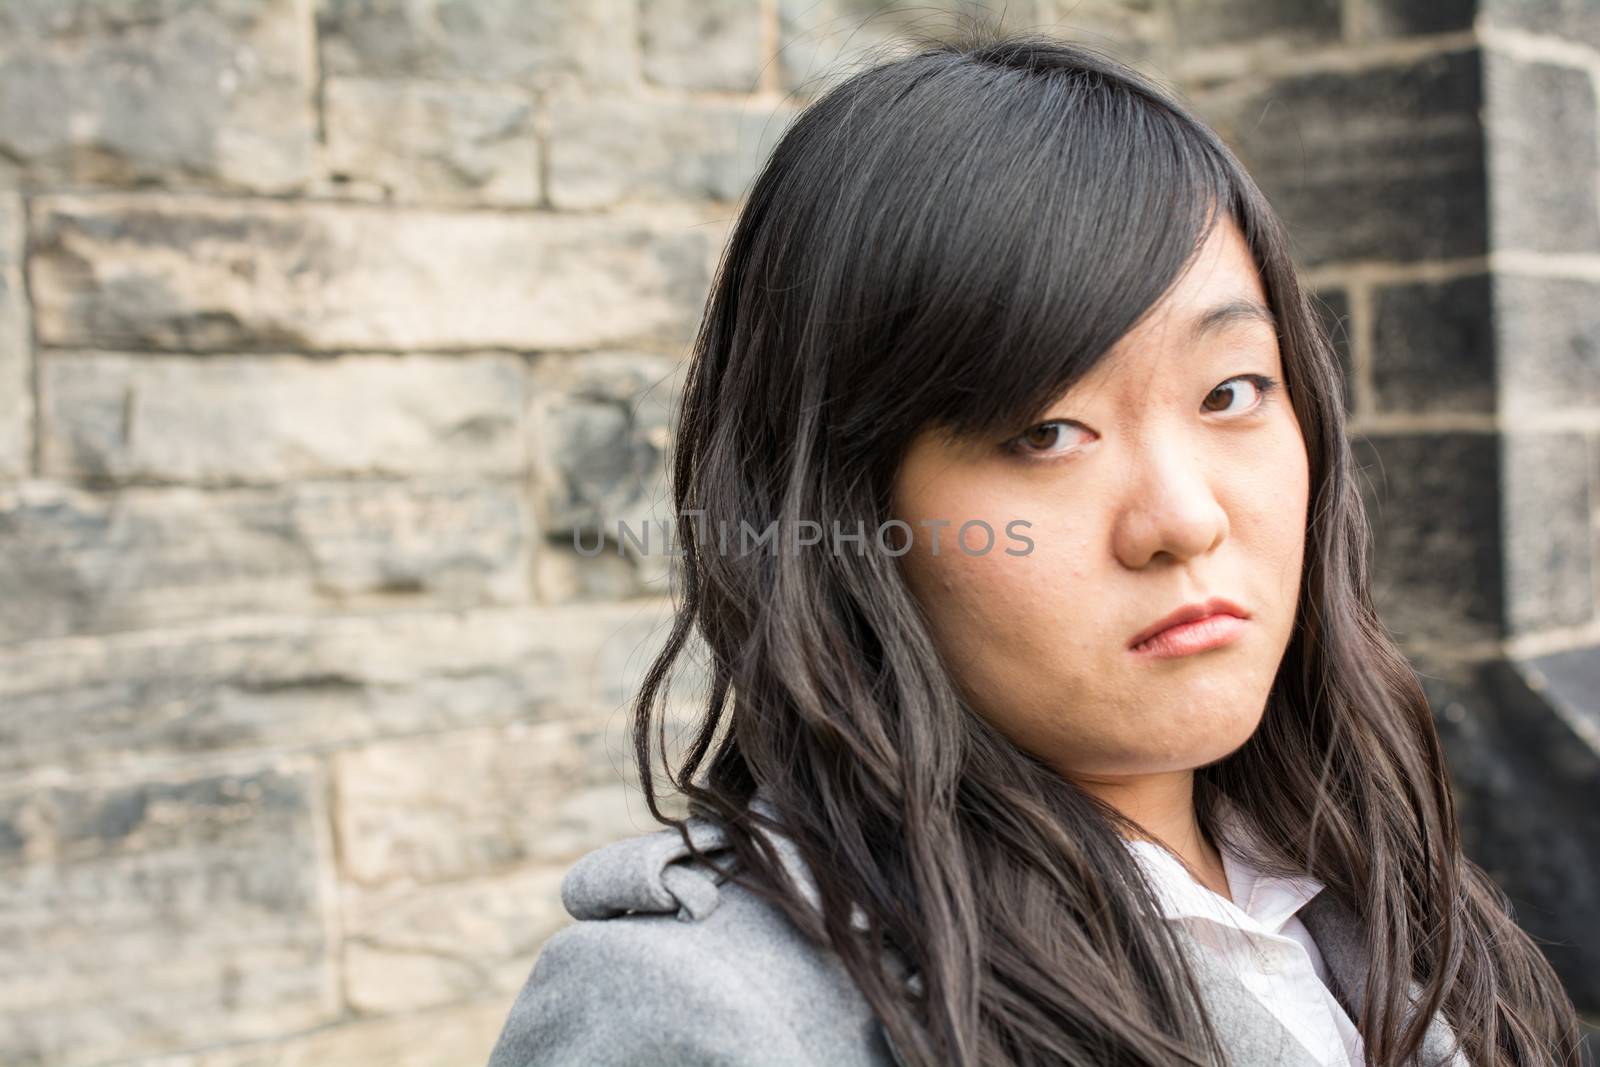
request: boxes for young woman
[487,30,1582,1067]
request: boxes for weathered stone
[0,605,707,775]
[1189,49,1487,266]
[334,715,694,1009]
[27,196,715,352]
[641,0,766,91]
[1355,0,1476,37]
[39,351,526,483]
[1484,52,1600,256]
[317,0,639,87]
[0,478,530,642]
[341,863,570,1013]
[528,352,679,527]
[1495,273,1600,414]
[1593,432,1600,525]
[1353,432,1504,646]
[0,764,335,1066]
[1423,651,1600,1011]
[1371,274,1496,414]
[0,194,27,479]
[535,535,652,604]
[529,352,686,598]
[343,778,692,1015]
[1038,0,1171,68]
[129,997,512,1067]
[285,478,530,607]
[1515,643,1600,769]
[334,716,679,887]
[1502,432,1594,635]
[1482,0,1600,49]
[0,0,315,192]
[546,88,798,209]
[323,79,539,206]
[778,0,1064,95]
[1172,0,1340,47]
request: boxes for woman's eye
[1201,374,1280,415]
[1006,420,1091,457]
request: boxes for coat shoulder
[485,818,897,1067]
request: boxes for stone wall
[0,1,1595,1064]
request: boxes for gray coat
[486,793,1469,1066]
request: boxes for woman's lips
[1126,595,1250,650]
[1128,613,1247,658]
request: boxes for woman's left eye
[1202,374,1280,415]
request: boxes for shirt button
[1255,945,1281,974]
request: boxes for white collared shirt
[1122,799,1365,1067]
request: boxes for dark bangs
[743,38,1247,472]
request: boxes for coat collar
[1296,889,1470,1066]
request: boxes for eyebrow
[1187,298,1277,343]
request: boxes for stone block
[1482,0,1600,49]
[1501,432,1594,635]
[1353,431,1504,646]
[1484,52,1600,256]
[0,765,335,1066]
[0,604,705,774]
[535,541,649,605]
[0,479,530,642]
[1189,49,1487,266]
[331,713,698,1010]
[546,88,797,209]
[0,0,315,192]
[334,716,653,886]
[38,351,526,484]
[1495,273,1600,414]
[333,714,695,1009]
[1422,650,1600,1011]
[27,195,714,352]
[0,194,27,479]
[529,352,685,599]
[340,771,691,1015]
[1355,0,1477,37]
[1172,0,1340,48]
[1037,1,1172,70]
[317,0,639,88]
[128,998,511,1067]
[1371,273,1496,414]
[777,0,1057,95]
[323,79,539,206]
[1593,431,1600,520]
[341,864,570,1013]
[283,479,531,608]
[642,0,766,92]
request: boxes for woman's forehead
[1081,225,1277,374]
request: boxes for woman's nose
[1110,452,1230,569]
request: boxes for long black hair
[628,27,1582,1067]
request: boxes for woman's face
[890,218,1309,786]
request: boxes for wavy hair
[626,27,1582,1067]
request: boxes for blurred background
[0,0,1597,1064]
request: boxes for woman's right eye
[1005,420,1093,459]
